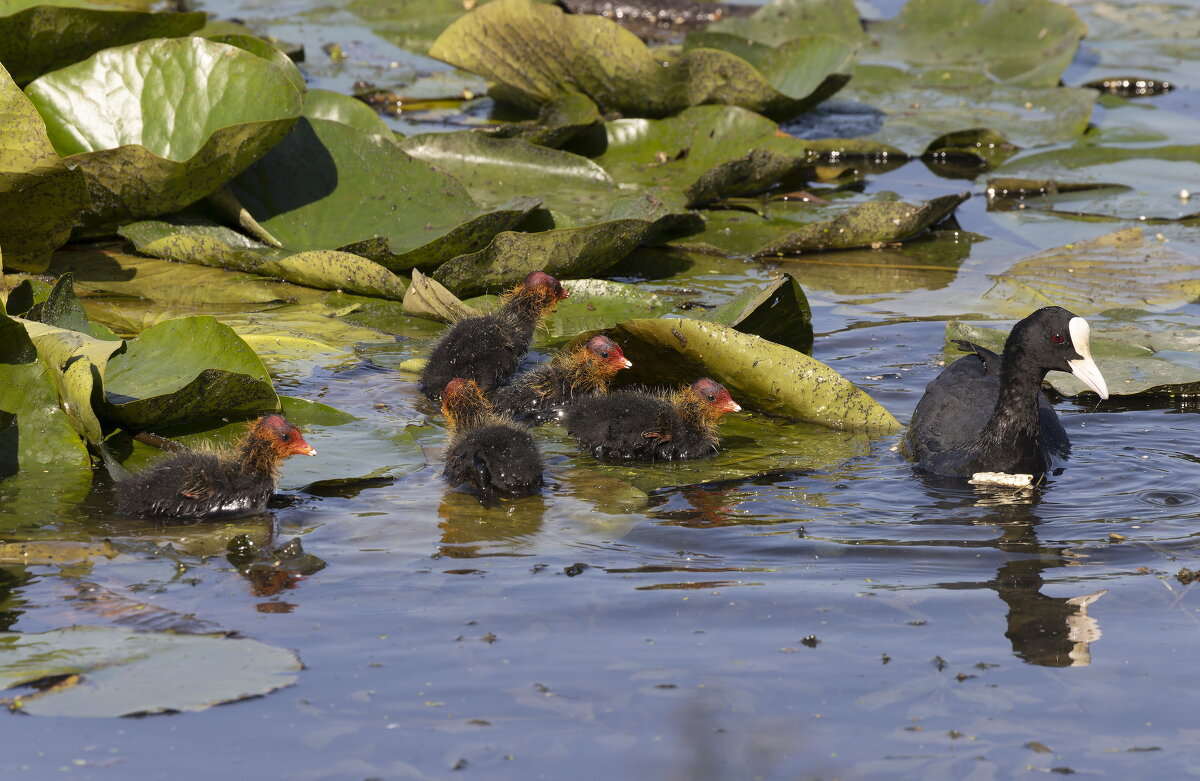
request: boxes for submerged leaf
[613,317,900,433]
[0,626,300,717]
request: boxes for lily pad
[594,106,812,208]
[700,272,812,353]
[992,145,1200,221]
[303,88,393,136]
[700,0,865,47]
[0,63,86,272]
[229,117,540,270]
[428,0,854,120]
[24,37,304,226]
[830,66,1097,152]
[0,2,205,85]
[612,317,901,433]
[102,316,278,429]
[432,193,693,298]
[120,218,409,300]
[492,92,603,148]
[864,0,1086,88]
[922,128,1019,176]
[946,316,1200,397]
[0,626,300,717]
[402,269,481,324]
[0,314,90,469]
[754,192,968,256]
[981,227,1200,317]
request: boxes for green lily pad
[303,87,393,136]
[230,117,540,270]
[207,33,305,96]
[24,37,304,227]
[492,92,603,148]
[700,0,865,46]
[0,626,300,717]
[981,227,1200,317]
[612,317,900,433]
[754,192,968,257]
[922,128,1019,175]
[0,314,90,469]
[992,145,1200,221]
[102,315,278,429]
[0,2,205,85]
[594,105,812,208]
[429,0,854,120]
[26,272,116,339]
[834,66,1097,152]
[946,315,1200,397]
[864,0,1085,88]
[399,130,620,223]
[432,192,692,298]
[0,63,86,272]
[120,218,409,300]
[700,272,812,353]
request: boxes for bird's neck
[552,351,613,394]
[499,287,555,330]
[238,436,283,480]
[972,352,1050,471]
[671,389,719,438]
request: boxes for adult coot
[114,415,317,519]
[901,306,1108,477]
[491,335,632,425]
[418,271,570,399]
[565,378,741,461]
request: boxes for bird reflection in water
[955,479,1106,667]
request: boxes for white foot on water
[969,471,1034,488]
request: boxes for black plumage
[565,378,741,461]
[113,415,317,519]
[900,306,1109,477]
[491,335,632,424]
[441,378,543,502]
[419,271,569,399]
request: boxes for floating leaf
[0,63,86,272]
[302,87,393,136]
[492,92,603,148]
[402,269,481,324]
[612,317,900,433]
[102,316,278,429]
[0,3,205,85]
[594,106,811,208]
[754,192,968,256]
[0,626,300,717]
[946,316,1200,397]
[230,118,540,270]
[432,193,692,298]
[701,0,865,47]
[863,0,1086,87]
[121,218,409,299]
[922,128,1019,176]
[982,228,1200,317]
[428,0,854,120]
[700,272,813,353]
[25,37,304,226]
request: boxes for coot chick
[442,378,544,502]
[491,335,633,424]
[114,415,317,519]
[419,271,570,399]
[901,306,1109,478]
[565,378,741,461]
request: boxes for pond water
[5,0,1200,778]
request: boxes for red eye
[1051,334,1066,344]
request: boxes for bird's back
[444,423,543,500]
[420,314,529,397]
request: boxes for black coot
[441,378,543,503]
[901,306,1108,477]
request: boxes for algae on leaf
[24,37,304,227]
